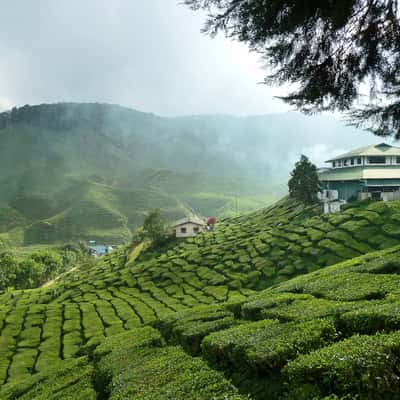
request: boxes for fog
[0,0,391,168]
[0,0,290,116]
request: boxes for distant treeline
[0,102,152,131]
[0,243,89,291]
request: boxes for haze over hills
[0,102,379,245]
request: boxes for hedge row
[153,305,238,354]
[96,335,247,400]
[285,332,400,399]
[202,318,337,372]
[46,199,400,315]
[0,357,96,400]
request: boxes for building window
[343,159,348,166]
[396,156,400,164]
[338,160,342,167]
[367,156,386,164]
[332,161,336,168]
[180,227,187,234]
[357,157,362,165]
[193,226,199,234]
[350,159,355,166]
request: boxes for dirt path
[41,265,79,288]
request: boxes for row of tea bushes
[202,318,337,372]
[1,199,400,396]
[0,357,96,400]
[94,327,248,400]
[285,332,400,400]
[153,305,239,355]
[192,247,400,399]
[44,199,400,312]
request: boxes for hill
[0,199,400,398]
[0,102,374,245]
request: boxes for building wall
[323,201,343,214]
[362,178,400,186]
[175,222,205,238]
[321,180,363,201]
[320,166,400,181]
[363,167,400,179]
[322,179,400,201]
[381,191,400,201]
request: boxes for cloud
[0,0,291,116]
[0,97,12,111]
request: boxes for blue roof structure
[89,245,109,256]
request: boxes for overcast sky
[0,0,293,116]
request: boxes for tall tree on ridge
[288,155,321,204]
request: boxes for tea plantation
[1,198,400,399]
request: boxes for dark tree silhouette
[288,155,321,204]
[185,0,400,138]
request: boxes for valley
[0,103,370,247]
[2,0,399,398]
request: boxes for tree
[288,155,321,204]
[185,0,400,137]
[0,252,19,290]
[143,209,169,246]
[17,259,44,289]
[30,250,63,282]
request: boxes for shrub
[202,318,337,372]
[0,357,96,400]
[244,293,364,323]
[241,292,313,320]
[93,326,163,360]
[276,271,395,301]
[97,345,247,400]
[337,301,400,336]
[285,332,400,399]
[156,306,238,355]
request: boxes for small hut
[173,216,207,238]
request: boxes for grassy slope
[2,179,277,246]
[180,192,277,218]
[1,199,400,398]
[22,181,188,245]
[5,179,213,246]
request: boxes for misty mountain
[0,103,379,195]
[0,102,378,245]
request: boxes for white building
[319,143,400,202]
[173,216,207,238]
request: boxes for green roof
[326,143,400,162]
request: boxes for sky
[0,0,391,170]
[0,0,292,116]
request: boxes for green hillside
[0,103,286,245]
[2,180,275,246]
[0,181,186,246]
[1,199,400,398]
[0,102,376,245]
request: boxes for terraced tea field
[1,198,400,399]
[154,244,400,399]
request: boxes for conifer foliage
[288,155,321,205]
[185,0,400,138]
